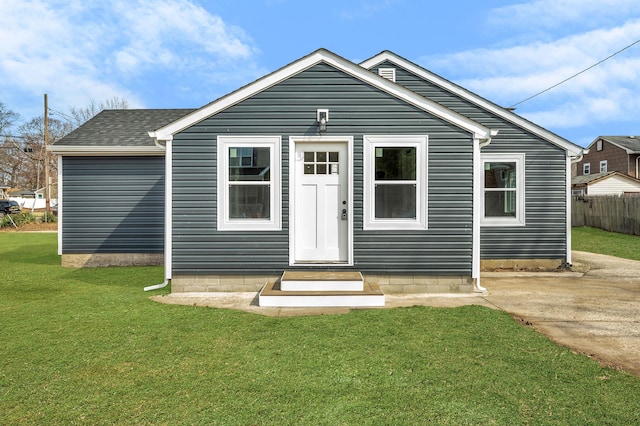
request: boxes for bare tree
[0,102,21,187]
[17,116,69,191]
[68,96,129,128]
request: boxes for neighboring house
[576,136,640,179]
[572,171,640,196]
[49,49,584,305]
[0,184,9,199]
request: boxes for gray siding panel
[172,63,474,276]
[62,156,165,253]
[373,62,568,259]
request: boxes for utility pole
[44,94,50,214]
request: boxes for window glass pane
[304,152,314,162]
[484,162,516,188]
[375,184,416,219]
[229,185,271,219]
[375,147,416,180]
[329,152,339,162]
[304,164,314,174]
[317,152,327,162]
[317,164,327,174]
[229,147,270,181]
[484,191,516,217]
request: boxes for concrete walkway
[151,251,640,376]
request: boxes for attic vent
[378,68,396,82]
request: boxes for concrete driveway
[152,251,640,376]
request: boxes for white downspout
[565,154,572,266]
[144,137,172,292]
[636,155,639,179]
[473,132,497,292]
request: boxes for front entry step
[259,272,385,308]
[280,270,364,291]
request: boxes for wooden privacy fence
[572,195,640,236]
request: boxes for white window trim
[583,163,590,175]
[363,135,428,230]
[217,135,281,231]
[599,160,607,173]
[481,153,526,227]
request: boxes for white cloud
[489,0,640,30]
[0,0,258,119]
[421,17,640,130]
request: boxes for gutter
[144,137,172,292]
[473,129,499,292]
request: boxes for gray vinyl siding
[62,156,165,253]
[172,62,474,276]
[371,62,568,259]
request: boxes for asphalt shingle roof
[599,136,640,153]
[53,109,194,147]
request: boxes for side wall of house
[370,61,568,261]
[171,63,475,278]
[61,156,165,265]
[577,139,632,176]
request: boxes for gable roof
[572,171,640,186]
[49,109,193,155]
[591,136,640,153]
[360,50,584,157]
[150,48,494,143]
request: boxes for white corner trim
[565,154,572,265]
[57,155,63,256]
[164,140,172,280]
[361,51,583,157]
[150,49,492,142]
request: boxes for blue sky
[1,0,640,147]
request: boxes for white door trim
[289,136,354,266]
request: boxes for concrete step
[259,279,385,308]
[280,270,364,292]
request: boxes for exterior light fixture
[317,109,329,133]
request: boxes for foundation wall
[62,253,163,268]
[171,274,476,294]
[480,258,564,271]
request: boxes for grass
[2,233,640,425]
[572,226,640,261]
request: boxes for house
[572,171,640,196]
[576,136,640,179]
[49,49,584,305]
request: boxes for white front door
[292,140,350,263]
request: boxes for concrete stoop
[259,271,385,307]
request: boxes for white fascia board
[361,51,584,157]
[150,49,492,142]
[47,145,165,156]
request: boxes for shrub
[0,212,37,228]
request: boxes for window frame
[217,135,281,231]
[583,163,590,175]
[363,135,428,230]
[599,160,608,173]
[481,153,526,227]
[596,140,603,151]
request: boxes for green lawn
[572,226,640,261]
[2,233,640,425]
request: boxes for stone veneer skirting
[170,274,476,294]
[62,253,163,268]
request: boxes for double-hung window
[363,135,428,230]
[481,153,525,226]
[599,160,607,173]
[217,136,281,231]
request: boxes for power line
[509,38,640,108]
